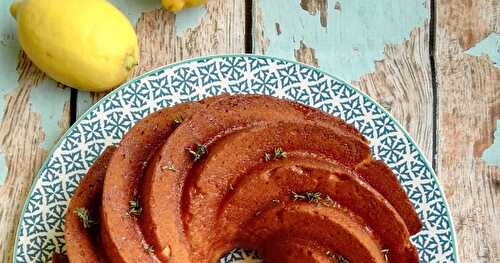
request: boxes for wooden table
[0,0,498,262]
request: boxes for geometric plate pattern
[14,55,457,263]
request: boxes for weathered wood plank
[436,0,500,261]
[76,0,246,116]
[252,0,433,159]
[0,0,71,261]
[353,25,433,160]
[2,0,246,260]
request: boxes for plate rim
[13,53,459,262]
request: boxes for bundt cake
[57,94,421,263]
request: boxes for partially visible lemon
[161,0,207,12]
[10,0,139,92]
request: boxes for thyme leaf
[334,254,350,263]
[291,192,338,207]
[381,249,389,263]
[173,115,184,126]
[143,243,154,255]
[325,251,350,263]
[292,191,321,203]
[129,198,142,217]
[326,250,387,263]
[322,194,336,207]
[188,144,207,161]
[264,147,287,161]
[274,147,287,159]
[74,207,96,229]
[161,163,177,172]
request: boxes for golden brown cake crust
[60,94,421,263]
[64,146,115,263]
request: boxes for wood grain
[294,40,319,67]
[291,23,435,160]
[2,1,499,262]
[0,53,71,262]
[352,24,434,160]
[252,0,433,160]
[299,0,327,28]
[2,1,246,261]
[436,0,500,262]
[77,0,246,113]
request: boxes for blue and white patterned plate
[14,55,458,263]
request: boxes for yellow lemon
[10,0,139,92]
[161,0,207,12]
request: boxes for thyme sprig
[292,191,322,203]
[381,249,389,263]
[323,195,334,206]
[188,144,207,161]
[291,191,336,207]
[173,115,184,126]
[274,147,287,159]
[334,254,350,263]
[143,243,154,255]
[326,251,349,263]
[74,207,96,229]
[325,250,388,263]
[264,152,272,161]
[129,198,142,217]
[161,163,177,172]
[264,147,287,161]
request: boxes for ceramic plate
[14,55,458,263]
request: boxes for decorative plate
[14,55,458,263]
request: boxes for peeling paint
[175,5,207,36]
[254,4,270,55]
[0,1,20,122]
[294,40,319,67]
[110,0,207,36]
[109,0,159,25]
[29,78,70,150]
[465,32,500,68]
[255,0,428,82]
[275,23,282,35]
[0,0,21,185]
[299,0,328,28]
[76,91,94,119]
[334,1,341,11]
[482,120,500,167]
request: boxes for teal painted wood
[465,32,499,68]
[0,0,71,259]
[482,120,500,167]
[174,5,207,34]
[253,0,428,82]
[76,91,94,119]
[0,0,71,185]
[252,0,435,163]
[0,1,18,122]
[464,32,500,167]
[0,0,18,184]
